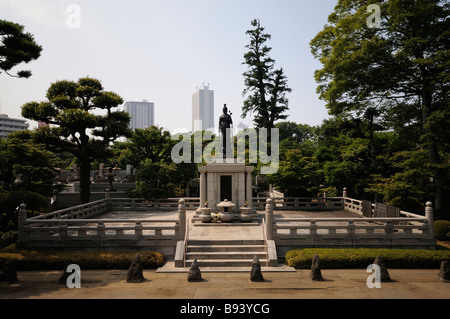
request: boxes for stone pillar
[18,203,27,243]
[246,171,253,208]
[265,198,274,240]
[425,201,434,240]
[198,171,206,214]
[178,199,186,240]
[343,187,348,199]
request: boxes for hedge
[434,220,450,240]
[0,245,165,271]
[285,248,450,269]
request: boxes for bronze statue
[219,104,233,158]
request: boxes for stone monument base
[197,157,254,214]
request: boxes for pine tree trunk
[78,137,91,204]
[422,90,442,210]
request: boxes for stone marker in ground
[0,261,18,283]
[310,254,324,281]
[374,256,391,282]
[250,256,265,282]
[188,259,203,282]
[126,254,145,283]
[438,260,449,282]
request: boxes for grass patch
[285,248,450,269]
[0,244,165,271]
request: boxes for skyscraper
[124,100,155,130]
[192,84,214,133]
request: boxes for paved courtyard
[4,209,447,301]
[0,268,448,299]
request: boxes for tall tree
[21,77,132,204]
[242,19,292,129]
[310,0,449,210]
[0,20,42,78]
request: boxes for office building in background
[0,114,29,138]
[124,100,155,130]
[192,84,214,133]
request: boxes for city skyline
[0,0,337,134]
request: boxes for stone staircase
[184,239,268,268]
[174,238,279,268]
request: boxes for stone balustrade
[253,197,344,210]
[17,199,187,257]
[265,193,436,253]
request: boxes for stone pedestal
[197,157,254,213]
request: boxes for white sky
[0,0,337,133]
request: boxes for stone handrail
[273,216,430,239]
[265,194,435,248]
[17,199,188,249]
[254,197,344,210]
[19,217,179,246]
[28,199,109,220]
[108,198,199,211]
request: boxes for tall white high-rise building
[124,100,155,130]
[192,84,214,133]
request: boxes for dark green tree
[0,132,63,231]
[242,19,292,129]
[310,0,449,210]
[0,20,42,78]
[125,126,199,199]
[268,148,320,197]
[21,77,132,204]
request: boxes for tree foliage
[124,126,199,199]
[242,19,292,129]
[0,19,42,78]
[21,77,132,203]
[0,132,63,231]
[310,0,449,211]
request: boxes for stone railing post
[425,201,434,240]
[18,203,27,243]
[105,190,111,210]
[343,187,348,199]
[135,221,143,239]
[265,198,273,240]
[97,221,105,239]
[178,199,186,241]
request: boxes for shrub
[1,231,18,247]
[434,220,450,240]
[285,248,450,269]
[0,248,165,271]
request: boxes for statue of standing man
[219,104,233,158]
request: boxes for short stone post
[178,199,186,241]
[126,254,145,283]
[438,260,449,282]
[310,255,324,281]
[97,221,105,239]
[135,221,143,239]
[265,198,273,241]
[105,190,111,210]
[18,203,27,243]
[425,201,434,240]
[342,187,348,209]
[188,259,202,282]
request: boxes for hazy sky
[0,0,337,133]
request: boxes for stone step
[184,259,269,268]
[186,251,267,260]
[188,244,266,252]
[187,239,265,246]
